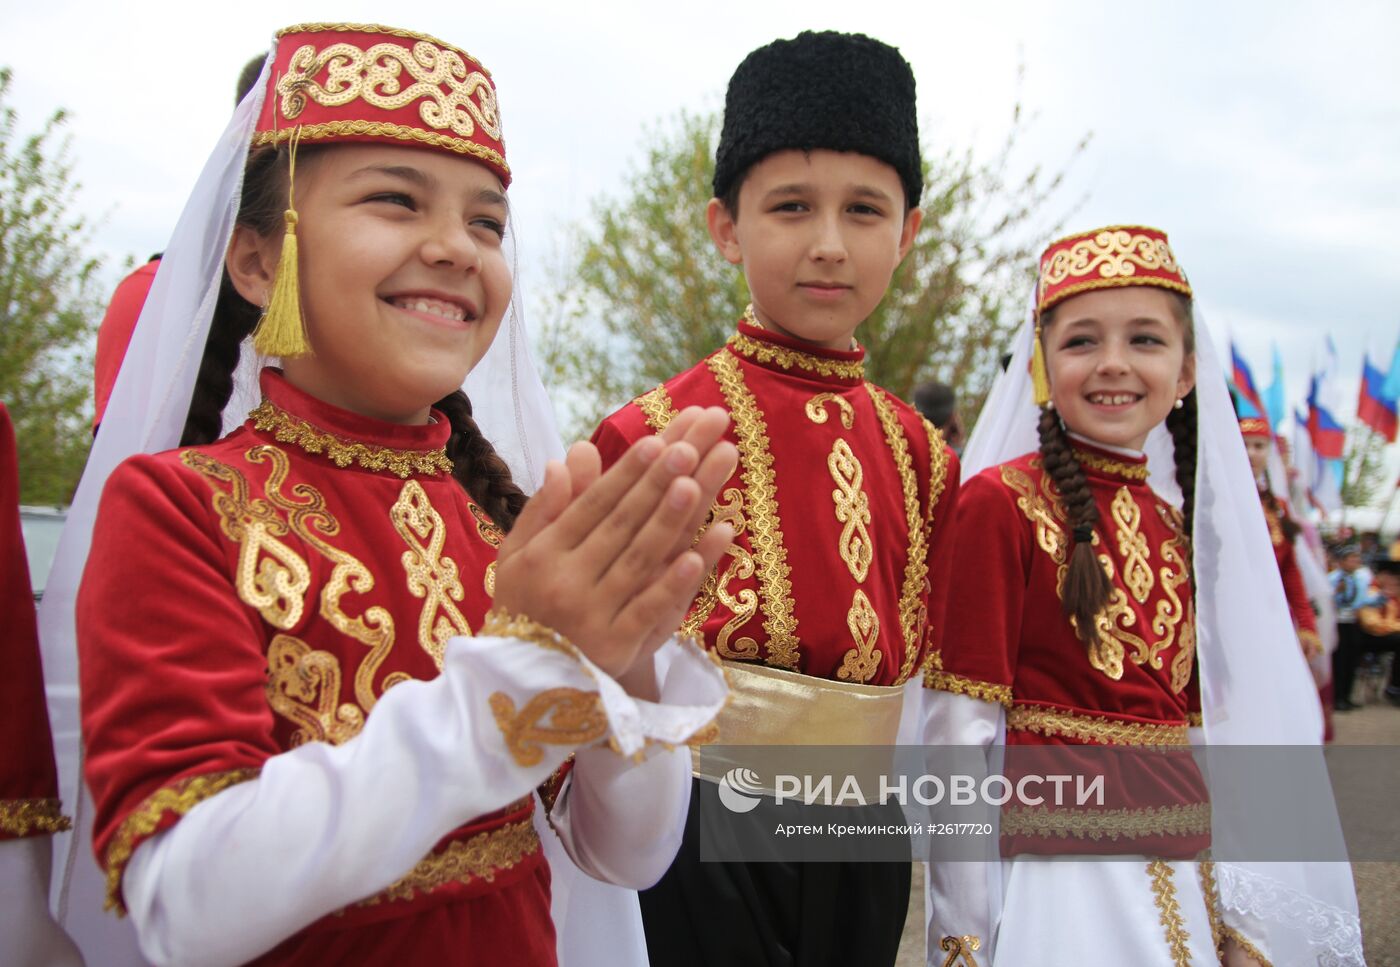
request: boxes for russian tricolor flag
[1230,343,1268,422]
[1358,354,1398,442]
[1306,375,1346,459]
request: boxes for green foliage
[0,67,102,504]
[1342,426,1388,510]
[535,95,1086,441]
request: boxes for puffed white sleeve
[122,619,726,967]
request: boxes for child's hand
[493,407,737,685]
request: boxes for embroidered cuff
[923,668,1012,707]
[0,797,72,839]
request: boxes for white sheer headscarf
[962,291,1363,965]
[37,38,640,967]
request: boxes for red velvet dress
[78,371,555,965]
[592,319,960,687]
[930,441,1207,858]
[1263,493,1332,740]
[0,403,70,841]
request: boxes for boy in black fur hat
[591,30,960,966]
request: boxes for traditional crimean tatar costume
[39,24,726,967]
[592,32,960,966]
[923,227,1363,966]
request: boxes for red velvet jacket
[592,320,959,688]
[0,403,70,841]
[931,442,1207,857]
[78,372,555,965]
[1262,493,1321,651]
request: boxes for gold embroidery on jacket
[709,490,761,660]
[1000,802,1210,841]
[489,689,609,767]
[103,769,261,913]
[243,446,402,712]
[249,400,452,478]
[356,818,540,906]
[1006,704,1189,746]
[484,560,497,598]
[1157,504,1197,694]
[924,669,1012,707]
[392,481,472,669]
[183,449,311,629]
[265,634,365,745]
[939,935,982,967]
[922,418,950,529]
[827,439,873,583]
[1146,859,1193,967]
[0,798,71,836]
[837,589,882,682]
[636,384,679,433]
[730,313,865,380]
[1112,486,1155,604]
[805,392,855,428]
[869,386,930,684]
[1000,463,1069,564]
[278,40,502,141]
[707,351,800,669]
[468,501,504,548]
[1072,448,1149,482]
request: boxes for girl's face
[1043,287,1195,451]
[1244,436,1271,477]
[230,143,512,424]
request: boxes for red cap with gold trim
[1238,416,1271,440]
[252,23,509,188]
[1036,225,1190,316]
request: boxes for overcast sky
[6,0,1398,428]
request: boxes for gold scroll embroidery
[1156,504,1196,694]
[635,384,679,433]
[869,386,931,684]
[183,449,312,629]
[1006,704,1189,747]
[1112,486,1155,604]
[104,769,261,913]
[837,589,882,683]
[805,392,855,428]
[939,935,982,967]
[484,560,497,598]
[1199,857,1225,957]
[707,351,801,669]
[1000,803,1210,841]
[682,490,759,660]
[489,689,609,767]
[392,481,472,669]
[265,634,365,746]
[277,39,502,141]
[731,309,865,380]
[1072,447,1149,482]
[249,400,452,478]
[0,798,71,836]
[468,501,504,548]
[357,818,540,906]
[1041,229,1182,290]
[1147,859,1193,967]
[827,439,873,583]
[924,669,1012,707]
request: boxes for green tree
[0,67,103,504]
[1341,426,1388,510]
[535,97,1086,441]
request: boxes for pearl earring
[1173,398,1184,410]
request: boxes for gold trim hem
[0,797,72,837]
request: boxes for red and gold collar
[247,369,454,478]
[725,310,865,385]
[1069,438,1149,485]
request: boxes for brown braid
[1166,389,1198,550]
[434,390,528,533]
[1037,407,1114,649]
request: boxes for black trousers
[1332,622,1363,705]
[639,780,911,967]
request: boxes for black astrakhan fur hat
[713,30,922,207]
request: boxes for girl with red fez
[54,23,738,967]
[923,227,1361,966]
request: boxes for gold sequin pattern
[939,935,982,967]
[479,609,585,664]
[729,308,864,380]
[265,634,365,746]
[392,480,473,669]
[1146,859,1193,967]
[104,769,261,913]
[1072,447,1149,482]
[489,688,609,767]
[1041,229,1183,291]
[837,589,882,683]
[249,400,453,478]
[869,386,932,684]
[999,802,1210,841]
[827,439,873,583]
[356,818,540,906]
[0,798,71,836]
[275,23,486,70]
[706,351,801,669]
[252,121,509,174]
[923,669,1012,707]
[1112,486,1155,604]
[1198,857,1225,957]
[805,392,855,428]
[635,384,679,434]
[1006,704,1189,746]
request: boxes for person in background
[1330,546,1372,711]
[913,379,965,453]
[1357,554,1400,706]
[92,54,266,432]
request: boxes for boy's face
[707,149,921,350]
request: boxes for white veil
[961,297,1363,966]
[38,37,638,967]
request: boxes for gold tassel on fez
[1031,317,1052,408]
[252,126,311,358]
